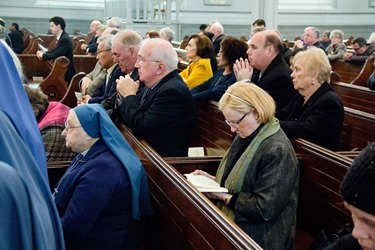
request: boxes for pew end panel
[351,57,375,87]
[292,138,353,236]
[60,72,86,108]
[39,56,69,101]
[73,39,87,55]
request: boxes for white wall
[0,0,374,40]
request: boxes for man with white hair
[210,22,226,55]
[115,39,196,157]
[159,27,174,42]
[81,20,102,53]
[294,26,324,50]
[106,17,122,29]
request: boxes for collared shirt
[105,64,117,86]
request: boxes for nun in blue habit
[54,104,152,249]
[0,110,65,249]
[0,40,48,182]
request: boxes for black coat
[42,31,76,83]
[251,53,296,111]
[276,82,344,150]
[119,70,196,157]
[8,30,24,54]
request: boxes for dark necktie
[140,88,151,105]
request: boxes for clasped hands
[116,75,140,99]
[233,58,253,82]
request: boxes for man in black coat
[37,16,76,83]
[8,23,24,54]
[234,30,296,111]
[116,39,196,157]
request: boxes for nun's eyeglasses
[64,121,82,131]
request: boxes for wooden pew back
[330,60,362,84]
[331,80,375,115]
[292,138,352,236]
[191,102,234,156]
[340,107,375,150]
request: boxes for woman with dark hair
[180,34,216,89]
[191,36,248,103]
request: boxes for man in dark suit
[80,20,101,54]
[37,16,76,83]
[116,39,196,157]
[234,30,296,111]
[8,23,24,54]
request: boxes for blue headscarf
[0,110,65,249]
[0,41,48,182]
[74,104,152,220]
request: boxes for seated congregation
[1,14,375,249]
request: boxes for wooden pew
[119,125,263,250]
[340,107,375,151]
[18,54,52,80]
[73,39,87,55]
[22,35,39,54]
[19,54,96,81]
[331,81,375,115]
[292,138,352,236]
[60,72,86,108]
[330,60,362,84]
[22,28,31,49]
[39,56,69,101]
[47,99,360,249]
[73,55,97,74]
[351,57,375,87]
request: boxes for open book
[184,173,228,193]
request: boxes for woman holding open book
[191,82,299,250]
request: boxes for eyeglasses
[225,112,249,127]
[137,56,160,64]
[64,121,82,131]
[97,49,111,54]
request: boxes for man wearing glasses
[344,37,375,65]
[116,38,196,157]
[82,34,122,104]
